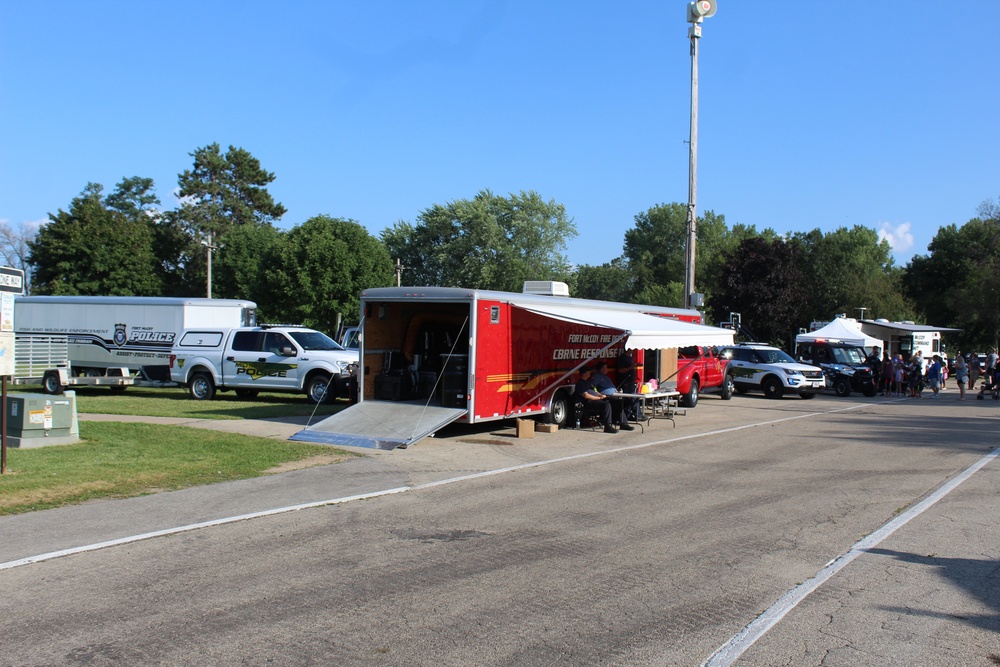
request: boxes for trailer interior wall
[360,300,472,404]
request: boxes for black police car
[794,341,878,397]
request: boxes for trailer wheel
[306,373,331,404]
[189,372,216,400]
[547,393,572,427]
[42,371,64,395]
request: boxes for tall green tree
[714,237,809,347]
[211,222,284,305]
[171,144,286,296]
[791,225,912,324]
[904,201,1000,350]
[621,203,774,311]
[572,258,634,303]
[28,181,163,295]
[382,190,575,291]
[265,216,393,333]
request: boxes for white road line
[701,445,1000,667]
[0,403,867,572]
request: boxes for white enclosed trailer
[13,296,257,386]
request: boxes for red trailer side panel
[472,300,628,420]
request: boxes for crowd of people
[872,348,1000,400]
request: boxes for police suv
[718,343,826,399]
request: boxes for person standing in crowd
[616,352,642,421]
[880,351,894,396]
[893,353,905,396]
[926,355,943,398]
[908,351,925,397]
[954,352,968,400]
[987,348,998,377]
[968,353,981,392]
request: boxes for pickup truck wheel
[834,377,851,397]
[189,372,216,400]
[42,371,64,395]
[547,393,571,427]
[720,374,734,400]
[683,378,699,408]
[762,376,784,399]
[306,373,331,404]
[235,389,259,399]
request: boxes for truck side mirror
[280,346,296,357]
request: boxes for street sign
[0,267,24,294]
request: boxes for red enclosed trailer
[292,284,733,449]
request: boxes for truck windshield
[289,331,345,351]
[831,347,867,364]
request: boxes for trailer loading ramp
[289,402,467,450]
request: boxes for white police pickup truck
[169,325,357,403]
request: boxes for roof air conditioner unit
[522,281,570,297]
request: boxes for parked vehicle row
[673,341,879,402]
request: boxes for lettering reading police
[129,331,176,343]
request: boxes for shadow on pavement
[866,547,1000,635]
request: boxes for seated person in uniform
[593,361,634,430]
[592,361,618,395]
[574,366,617,434]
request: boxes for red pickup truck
[672,345,734,407]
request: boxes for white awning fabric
[516,304,734,350]
[796,318,883,350]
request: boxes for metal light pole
[684,0,717,309]
[201,231,218,298]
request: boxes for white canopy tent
[796,318,883,353]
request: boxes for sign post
[0,266,25,474]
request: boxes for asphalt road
[1,391,999,666]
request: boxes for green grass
[69,386,346,420]
[0,421,353,515]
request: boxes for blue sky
[2,1,998,270]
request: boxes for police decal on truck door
[225,330,299,391]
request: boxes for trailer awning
[516,304,734,349]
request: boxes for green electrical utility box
[4,391,79,448]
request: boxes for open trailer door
[289,401,467,450]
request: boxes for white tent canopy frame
[796,318,883,353]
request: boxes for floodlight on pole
[683,0,716,310]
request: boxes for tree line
[6,144,998,352]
